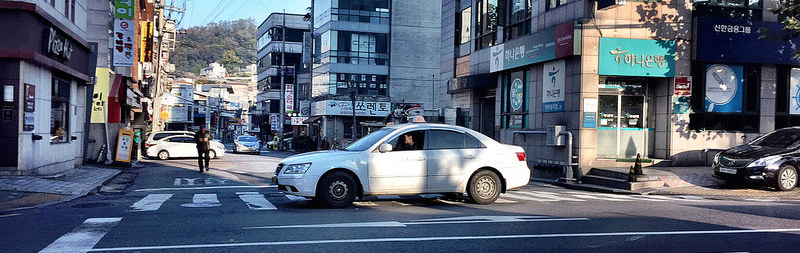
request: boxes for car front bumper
[274,174,319,197]
[712,164,777,184]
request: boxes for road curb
[531,178,644,195]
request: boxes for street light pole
[278,10,287,150]
[352,90,356,141]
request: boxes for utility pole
[278,10,287,150]
[352,90,356,140]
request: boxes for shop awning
[109,74,123,102]
[303,116,323,124]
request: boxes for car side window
[389,130,425,151]
[426,130,465,150]
[181,137,196,143]
[153,133,169,141]
[464,133,485,148]
[165,137,182,143]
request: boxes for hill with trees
[170,19,256,75]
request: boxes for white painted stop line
[236,192,276,210]
[130,194,173,212]
[39,217,122,253]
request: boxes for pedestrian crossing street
[127,190,704,212]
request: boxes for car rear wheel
[316,171,357,208]
[209,150,217,159]
[776,165,798,191]
[467,170,501,205]
[157,150,169,160]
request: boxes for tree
[221,50,243,70]
[773,1,800,37]
[170,19,257,76]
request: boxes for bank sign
[542,60,566,112]
[599,38,675,77]
[695,17,800,65]
[490,22,579,73]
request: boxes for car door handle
[464,155,475,159]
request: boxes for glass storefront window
[502,71,527,128]
[50,77,70,144]
[689,63,760,132]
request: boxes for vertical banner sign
[91,68,110,123]
[674,76,692,96]
[285,84,295,114]
[24,84,35,112]
[790,68,800,115]
[115,128,135,163]
[705,64,743,112]
[140,21,153,62]
[508,71,525,128]
[113,19,135,67]
[270,114,280,131]
[542,60,566,112]
[113,0,135,19]
[583,98,598,128]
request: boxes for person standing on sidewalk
[194,126,214,172]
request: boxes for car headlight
[282,163,312,174]
[747,155,782,168]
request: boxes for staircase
[581,167,665,191]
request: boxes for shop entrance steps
[581,167,666,191]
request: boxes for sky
[176,0,311,28]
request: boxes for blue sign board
[598,38,676,77]
[705,64,744,113]
[695,17,800,65]
[583,112,597,128]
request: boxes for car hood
[721,144,790,159]
[280,150,356,165]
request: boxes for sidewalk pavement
[0,165,122,213]
[539,166,800,201]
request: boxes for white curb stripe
[236,192,277,210]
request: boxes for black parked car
[713,127,800,191]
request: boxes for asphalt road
[3,151,800,252]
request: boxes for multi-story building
[0,0,93,175]
[309,0,442,143]
[254,13,310,141]
[441,0,800,180]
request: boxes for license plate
[719,167,737,174]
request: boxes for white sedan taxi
[273,123,531,208]
[146,135,226,160]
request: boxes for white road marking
[678,195,705,201]
[173,178,181,186]
[180,194,222,208]
[638,195,681,201]
[284,194,308,202]
[130,194,173,212]
[246,216,586,229]
[520,191,586,202]
[39,217,122,253]
[501,192,557,202]
[88,228,800,251]
[0,213,21,218]
[565,192,655,201]
[566,192,633,201]
[236,192,276,210]
[133,185,276,192]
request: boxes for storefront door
[597,84,649,158]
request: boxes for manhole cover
[72,202,112,208]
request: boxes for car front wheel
[467,170,501,205]
[776,165,798,191]
[316,171,357,208]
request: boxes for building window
[504,0,532,41]
[458,6,471,45]
[775,67,800,128]
[547,0,568,11]
[694,0,762,20]
[315,31,389,66]
[70,0,75,22]
[51,77,70,143]
[475,0,497,50]
[501,71,527,128]
[331,0,390,24]
[689,63,760,131]
[319,73,388,96]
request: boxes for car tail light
[516,152,526,161]
[145,143,153,147]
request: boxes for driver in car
[396,134,421,151]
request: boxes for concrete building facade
[310,0,442,144]
[442,0,797,179]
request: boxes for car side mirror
[379,143,393,153]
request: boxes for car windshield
[238,136,257,142]
[345,128,395,151]
[750,129,800,149]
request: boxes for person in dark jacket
[194,126,214,172]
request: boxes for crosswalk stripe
[236,192,277,210]
[520,191,586,201]
[564,192,632,201]
[180,194,222,208]
[284,194,309,202]
[39,218,122,253]
[130,194,173,212]
[502,192,558,202]
[638,195,680,201]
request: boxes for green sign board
[598,38,675,77]
[510,78,524,111]
[114,0,135,19]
